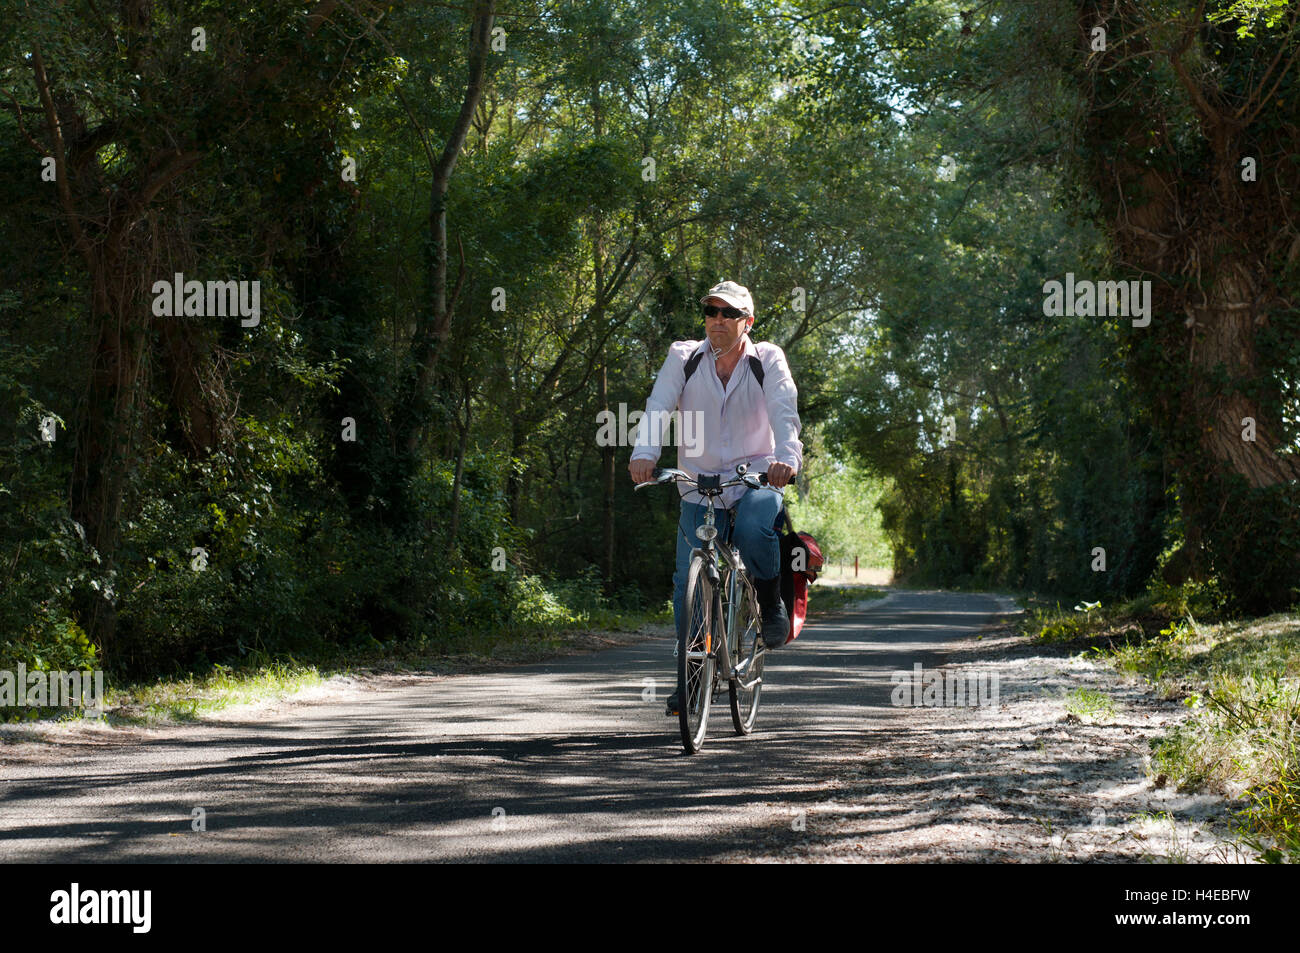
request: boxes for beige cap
[700,280,754,316]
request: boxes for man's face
[703,296,752,353]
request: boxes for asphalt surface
[1,589,1019,862]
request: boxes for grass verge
[109,660,326,724]
[1018,588,1300,864]
[4,603,674,730]
[807,581,890,615]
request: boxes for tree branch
[135,149,204,208]
[30,42,95,274]
[2,89,45,154]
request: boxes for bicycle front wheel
[679,554,716,754]
[728,568,763,734]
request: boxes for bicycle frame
[636,462,776,751]
[641,465,767,687]
[692,499,746,689]
[701,508,763,691]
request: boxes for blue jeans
[672,487,784,651]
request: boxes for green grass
[109,660,325,724]
[1016,573,1230,647]
[1064,687,1116,723]
[336,602,673,674]
[806,582,890,615]
[1128,811,1193,864]
[1018,599,1157,647]
[1,595,675,730]
[1029,587,1300,864]
[1013,578,1300,863]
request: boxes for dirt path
[718,615,1247,863]
[0,589,1242,862]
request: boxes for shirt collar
[698,333,756,363]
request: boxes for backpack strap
[682,349,765,389]
[682,350,705,386]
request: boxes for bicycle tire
[678,554,716,753]
[727,565,763,734]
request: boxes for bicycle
[635,463,781,753]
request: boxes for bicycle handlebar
[634,463,790,493]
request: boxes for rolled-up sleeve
[762,346,803,472]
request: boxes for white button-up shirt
[631,335,803,507]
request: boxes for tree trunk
[1073,1,1300,609]
[69,248,144,653]
[507,416,525,524]
[591,83,616,590]
[600,362,615,588]
[394,1,495,463]
[448,380,472,550]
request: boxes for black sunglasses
[702,304,749,320]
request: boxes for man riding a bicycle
[628,280,804,717]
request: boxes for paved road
[0,589,1017,862]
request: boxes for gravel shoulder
[720,613,1248,863]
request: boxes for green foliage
[1150,672,1300,863]
[1032,611,1089,643]
[433,562,657,642]
[0,612,98,675]
[784,441,892,568]
[1144,574,1229,620]
[0,331,109,673]
[1091,603,1300,862]
[2,0,1295,694]
[1208,0,1294,37]
[1236,759,1300,863]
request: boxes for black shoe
[753,575,789,650]
[665,690,680,716]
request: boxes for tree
[2,0,386,649]
[1067,0,1300,610]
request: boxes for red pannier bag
[777,511,823,644]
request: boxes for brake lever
[636,468,688,491]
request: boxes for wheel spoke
[728,567,764,735]
[679,555,714,752]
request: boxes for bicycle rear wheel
[679,554,716,754]
[727,568,763,734]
